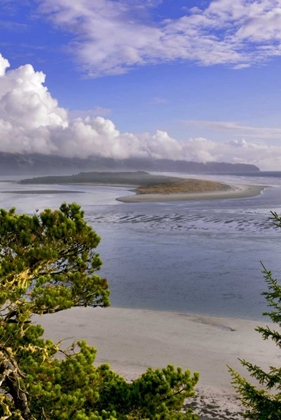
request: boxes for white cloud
[183,120,281,139]
[0,53,10,76]
[233,63,251,69]
[188,7,202,14]
[1,54,281,169]
[69,107,112,119]
[0,60,67,130]
[36,0,281,77]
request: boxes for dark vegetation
[1,202,280,419]
[20,171,181,186]
[0,203,199,420]
[230,212,281,419]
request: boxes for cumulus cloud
[36,0,281,77]
[1,54,281,169]
[180,137,281,170]
[0,54,183,159]
[0,54,10,76]
[68,107,112,119]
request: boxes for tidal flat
[38,306,278,420]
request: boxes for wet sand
[117,184,266,203]
[37,307,278,419]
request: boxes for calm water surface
[1,173,281,321]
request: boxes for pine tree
[0,203,199,420]
[229,211,281,420]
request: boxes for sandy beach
[37,307,278,419]
[117,184,266,203]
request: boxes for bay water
[1,173,281,321]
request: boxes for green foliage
[229,211,281,419]
[0,204,199,420]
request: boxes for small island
[20,171,266,202]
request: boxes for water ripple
[87,209,277,235]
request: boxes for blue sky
[1,0,281,169]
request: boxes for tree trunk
[0,351,34,420]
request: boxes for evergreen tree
[0,203,199,420]
[229,211,281,420]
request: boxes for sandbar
[2,190,84,194]
[37,307,278,419]
[117,184,266,203]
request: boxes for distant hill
[0,152,260,175]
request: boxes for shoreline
[116,184,267,203]
[37,306,278,419]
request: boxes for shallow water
[1,174,281,321]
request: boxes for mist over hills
[0,152,259,176]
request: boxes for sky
[1,0,281,169]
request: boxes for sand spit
[117,184,266,203]
[37,307,278,419]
